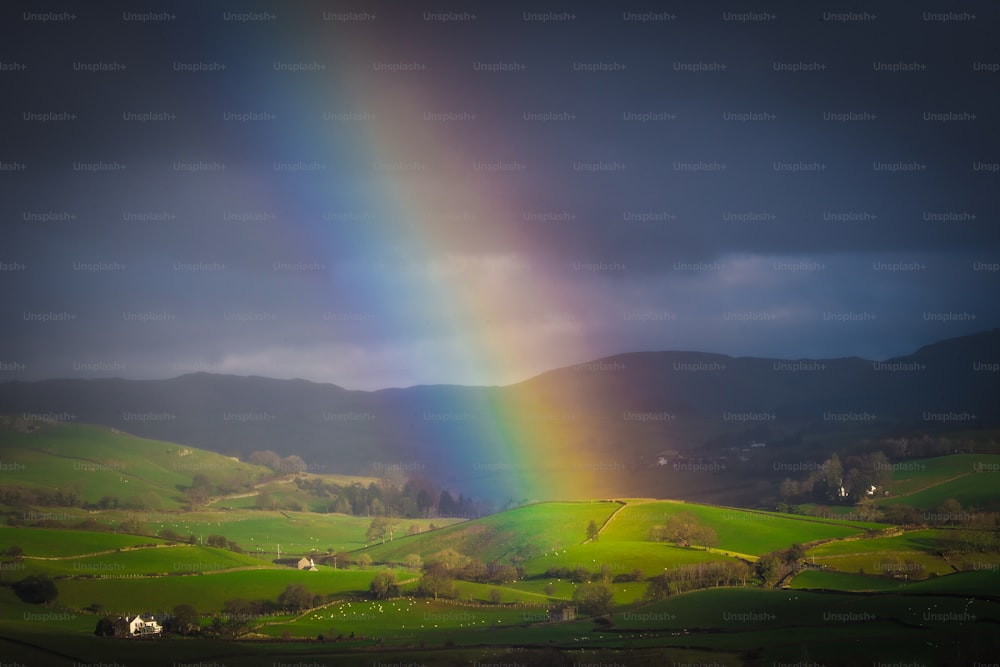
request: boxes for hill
[1,329,998,504]
[0,417,271,510]
[360,501,621,564]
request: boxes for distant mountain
[1,330,998,505]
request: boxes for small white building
[126,614,162,636]
[297,557,317,571]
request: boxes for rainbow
[224,18,623,502]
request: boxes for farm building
[297,557,317,571]
[125,614,162,636]
[548,605,576,622]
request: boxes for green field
[521,540,732,577]
[884,453,1000,510]
[12,544,271,579]
[360,501,621,564]
[3,420,1000,665]
[258,598,543,640]
[600,500,872,555]
[207,472,381,512]
[132,509,462,556]
[54,567,382,614]
[0,420,269,509]
[788,569,910,591]
[0,526,167,557]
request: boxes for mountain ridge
[1,329,997,504]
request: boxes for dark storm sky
[1,1,998,389]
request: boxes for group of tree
[248,450,308,474]
[365,516,399,544]
[247,451,492,518]
[182,471,257,507]
[0,484,164,512]
[644,560,753,600]
[218,584,334,618]
[410,548,520,600]
[11,574,58,604]
[571,582,614,616]
[753,543,806,588]
[423,548,519,584]
[778,452,893,505]
[368,570,400,599]
[204,533,244,552]
[544,565,599,584]
[543,563,643,585]
[649,512,718,549]
[277,583,320,610]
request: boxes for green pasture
[0,526,166,557]
[13,544,270,579]
[53,567,381,614]
[360,501,621,564]
[600,500,870,554]
[521,539,733,577]
[0,421,268,508]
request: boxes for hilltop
[0,329,997,504]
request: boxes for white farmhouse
[126,614,162,636]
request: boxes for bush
[369,571,399,600]
[12,575,58,604]
[572,582,613,617]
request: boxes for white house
[126,614,162,636]
[296,557,317,571]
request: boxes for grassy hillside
[0,418,270,509]
[1,494,998,665]
[881,453,1000,510]
[1,415,998,665]
[600,500,873,555]
[54,567,381,615]
[0,526,167,557]
[13,544,270,579]
[133,510,461,557]
[360,501,621,564]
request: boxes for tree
[366,517,389,544]
[649,512,717,549]
[279,455,308,474]
[249,450,282,471]
[488,588,503,604]
[94,616,116,637]
[167,603,199,635]
[5,545,23,558]
[207,615,251,639]
[754,553,782,587]
[586,520,600,542]
[572,582,614,616]
[205,534,228,548]
[11,574,57,604]
[356,553,372,569]
[117,519,141,535]
[784,543,806,565]
[417,572,456,600]
[427,548,469,571]
[645,573,671,601]
[369,570,399,599]
[405,554,423,570]
[278,584,314,611]
[936,498,964,525]
[438,490,457,517]
[255,490,275,510]
[821,453,845,502]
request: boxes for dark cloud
[2,1,998,388]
